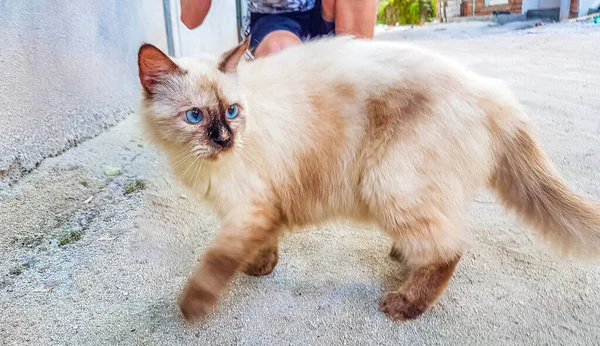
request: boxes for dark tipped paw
[178,282,218,322]
[242,247,278,276]
[379,292,429,321]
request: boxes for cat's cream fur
[137,36,600,322]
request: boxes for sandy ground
[1,21,600,346]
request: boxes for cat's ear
[138,43,182,94]
[218,37,250,74]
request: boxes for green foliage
[377,0,437,25]
[58,227,83,246]
[409,2,420,22]
[124,179,147,195]
[9,264,29,276]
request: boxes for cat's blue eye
[185,108,203,124]
[225,105,238,119]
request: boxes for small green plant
[124,179,147,195]
[57,227,84,246]
[9,264,29,276]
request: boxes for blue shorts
[248,0,335,51]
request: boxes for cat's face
[137,41,249,160]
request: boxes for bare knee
[333,0,377,38]
[254,30,302,58]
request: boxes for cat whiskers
[169,150,195,171]
[235,145,262,173]
[187,147,207,187]
[179,150,203,181]
[191,155,206,188]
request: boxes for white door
[165,0,239,57]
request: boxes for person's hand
[180,0,212,29]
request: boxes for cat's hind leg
[378,211,466,321]
[379,252,460,320]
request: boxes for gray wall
[0,0,168,183]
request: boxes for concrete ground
[1,21,599,346]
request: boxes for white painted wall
[0,0,168,181]
[168,0,239,57]
[445,0,462,19]
[537,0,561,9]
[578,0,600,15]
[522,0,540,12]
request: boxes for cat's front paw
[379,291,428,321]
[178,280,218,322]
[242,247,279,276]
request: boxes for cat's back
[238,35,501,163]
[235,37,510,224]
[243,36,479,90]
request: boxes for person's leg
[321,0,335,22]
[249,14,304,58]
[315,0,336,36]
[326,0,377,38]
[254,30,302,58]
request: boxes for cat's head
[137,40,250,161]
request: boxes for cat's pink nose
[208,122,232,149]
[211,135,231,148]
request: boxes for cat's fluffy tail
[489,119,600,259]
